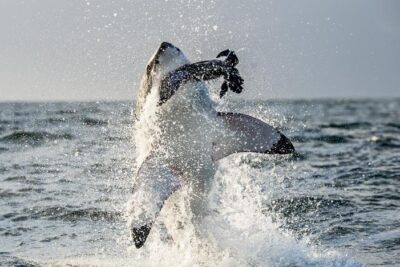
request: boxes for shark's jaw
[135,42,190,120]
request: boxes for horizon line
[0,95,399,104]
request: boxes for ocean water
[0,99,399,266]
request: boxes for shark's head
[135,42,190,119]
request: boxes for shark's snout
[160,41,174,51]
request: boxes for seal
[128,42,295,248]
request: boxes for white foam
[116,155,363,266]
[34,146,363,267]
[123,44,364,266]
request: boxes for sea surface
[0,99,399,266]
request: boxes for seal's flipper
[216,49,239,67]
[213,112,295,160]
[127,156,182,248]
[220,81,229,98]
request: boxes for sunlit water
[0,99,399,266]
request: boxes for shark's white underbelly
[157,82,218,169]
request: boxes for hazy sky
[0,0,399,101]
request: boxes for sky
[0,0,399,101]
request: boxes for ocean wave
[0,119,12,125]
[46,117,69,124]
[0,189,25,199]
[319,225,357,240]
[21,206,122,222]
[17,187,45,194]
[0,212,18,220]
[320,122,372,129]
[0,131,73,145]
[82,117,108,126]
[0,255,40,267]
[54,109,77,115]
[377,237,400,250]
[385,123,400,129]
[43,116,109,126]
[3,176,27,182]
[367,136,400,149]
[293,134,351,144]
[267,196,355,218]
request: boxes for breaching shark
[128,42,295,248]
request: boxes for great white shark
[127,42,295,248]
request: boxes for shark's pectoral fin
[127,155,182,248]
[131,224,152,248]
[213,112,295,160]
[266,132,294,154]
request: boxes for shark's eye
[155,59,160,65]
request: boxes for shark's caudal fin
[213,112,295,160]
[127,155,182,248]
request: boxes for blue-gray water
[0,99,399,266]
